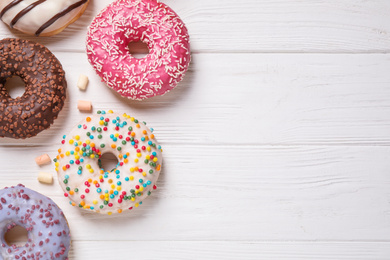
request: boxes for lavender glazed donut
[86,0,191,100]
[0,184,70,259]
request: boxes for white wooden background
[0,0,390,259]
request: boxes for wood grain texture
[1,52,390,146]
[0,0,389,53]
[0,0,389,259]
[67,241,390,260]
[1,145,389,241]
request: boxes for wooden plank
[1,52,390,146]
[68,241,390,260]
[0,0,388,258]
[1,145,390,241]
[0,0,389,53]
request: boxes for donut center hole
[128,41,149,59]
[99,152,120,172]
[4,76,26,99]
[4,225,28,247]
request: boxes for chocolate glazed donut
[0,38,67,139]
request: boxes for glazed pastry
[0,0,90,36]
[55,110,163,215]
[0,184,71,259]
[86,0,190,100]
[0,38,67,139]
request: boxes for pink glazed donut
[86,0,191,100]
[0,184,70,259]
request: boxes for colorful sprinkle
[56,111,162,215]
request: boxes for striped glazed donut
[0,0,90,36]
[86,0,191,100]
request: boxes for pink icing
[86,0,191,100]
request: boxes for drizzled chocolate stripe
[10,0,46,28]
[35,0,87,36]
[0,0,23,19]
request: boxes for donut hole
[4,225,28,247]
[128,41,149,59]
[99,152,120,172]
[4,76,26,99]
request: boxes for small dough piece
[35,153,51,166]
[77,100,92,112]
[38,171,53,184]
[77,74,89,90]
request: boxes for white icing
[56,111,163,215]
[0,0,88,36]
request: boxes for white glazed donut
[0,184,71,259]
[0,0,90,36]
[54,110,163,215]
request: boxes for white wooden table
[1,0,390,259]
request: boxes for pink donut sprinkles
[0,184,70,259]
[86,0,191,100]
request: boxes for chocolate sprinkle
[0,38,67,139]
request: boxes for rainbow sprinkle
[55,110,162,215]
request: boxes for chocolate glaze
[10,0,47,28]
[0,0,23,19]
[36,0,88,36]
[0,38,67,139]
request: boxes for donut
[0,0,90,36]
[54,110,163,215]
[0,184,71,259]
[0,38,67,139]
[86,0,191,100]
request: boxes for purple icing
[0,184,70,259]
